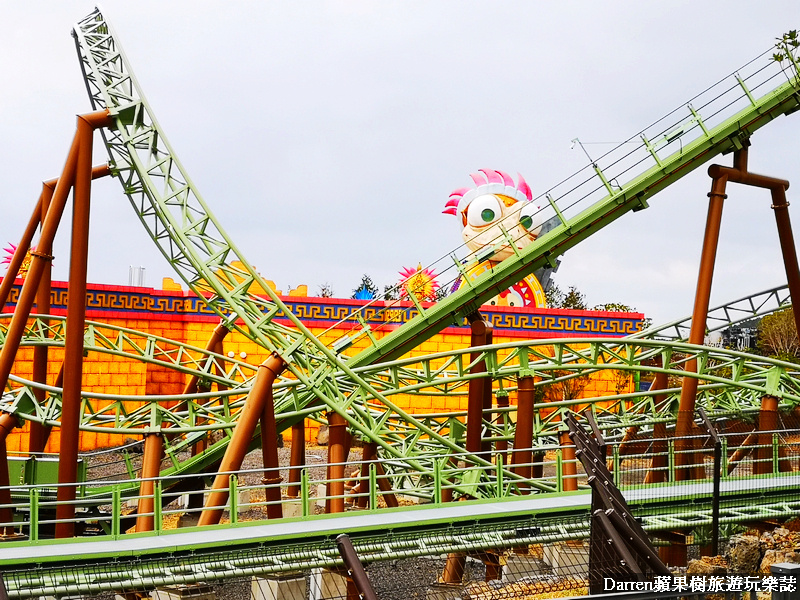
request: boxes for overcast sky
[1,2,799,327]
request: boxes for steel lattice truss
[61,7,800,474]
[4,310,800,499]
[638,284,792,341]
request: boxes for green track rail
[63,8,800,476]
[0,473,798,595]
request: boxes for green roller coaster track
[65,7,800,459]
[0,10,799,586]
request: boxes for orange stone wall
[1,279,644,453]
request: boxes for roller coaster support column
[327,412,350,514]
[708,146,800,334]
[353,443,399,509]
[198,353,285,527]
[512,375,535,492]
[286,421,305,498]
[755,395,779,475]
[55,110,114,538]
[644,371,669,485]
[675,165,729,480]
[443,326,497,583]
[0,412,19,535]
[0,136,110,404]
[136,433,164,532]
[18,167,110,454]
[180,322,229,456]
[260,384,283,519]
[559,428,578,492]
[182,323,230,396]
[31,179,56,454]
[467,315,492,456]
[495,390,509,462]
[770,184,800,336]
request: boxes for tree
[352,274,379,300]
[562,286,588,310]
[540,370,591,403]
[545,283,565,307]
[757,308,800,362]
[317,282,334,298]
[383,284,399,301]
[546,283,587,309]
[593,302,635,312]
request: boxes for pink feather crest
[2,244,18,265]
[479,169,504,185]
[469,172,488,187]
[442,196,460,215]
[496,170,515,187]
[516,172,532,201]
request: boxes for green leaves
[772,30,800,72]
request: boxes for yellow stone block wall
[5,315,634,454]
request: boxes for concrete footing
[251,575,306,600]
[151,584,215,600]
[501,554,543,582]
[282,498,313,518]
[542,542,589,578]
[309,568,348,600]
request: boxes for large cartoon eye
[466,194,503,228]
[518,202,541,233]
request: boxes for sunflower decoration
[399,263,440,302]
[2,244,35,279]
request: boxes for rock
[727,535,762,574]
[759,549,800,573]
[461,582,491,600]
[687,559,726,576]
[316,425,329,446]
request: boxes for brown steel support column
[55,110,113,538]
[644,371,669,485]
[374,461,399,508]
[0,163,109,311]
[770,185,800,337]
[354,442,375,509]
[326,411,349,514]
[260,387,283,519]
[675,173,728,481]
[30,183,55,454]
[755,395,779,475]
[530,451,544,479]
[351,442,398,509]
[559,429,578,491]
[441,554,467,584]
[135,433,164,532]
[481,327,494,455]
[286,420,306,498]
[182,322,230,397]
[659,533,688,568]
[466,316,492,455]
[181,323,230,456]
[495,392,509,462]
[198,353,284,526]
[0,137,80,398]
[512,375,535,491]
[727,432,757,475]
[0,413,19,535]
[0,154,110,399]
